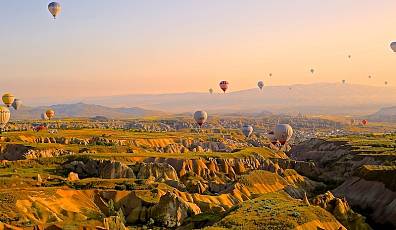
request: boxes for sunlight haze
[1,0,396,100]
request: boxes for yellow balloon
[46,109,55,120]
[2,93,15,107]
[0,106,10,129]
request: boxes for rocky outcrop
[67,172,79,181]
[153,139,234,153]
[289,138,383,182]
[8,159,322,229]
[143,154,313,182]
[98,190,200,227]
[63,154,323,197]
[24,149,74,159]
[0,222,22,230]
[135,162,179,181]
[103,216,127,230]
[290,138,395,229]
[0,144,32,161]
[64,159,181,181]
[64,160,135,179]
[312,191,371,230]
[150,192,200,227]
[276,159,320,178]
[333,177,396,228]
[0,144,74,161]
[14,133,243,153]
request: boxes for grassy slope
[327,134,396,156]
[205,191,343,230]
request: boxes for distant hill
[75,83,396,115]
[10,103,166,120]
[366,106,396,122]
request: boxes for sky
[1,0,396,101]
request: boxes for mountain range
[365,106,396,122]
[19,83,396,116]
[78,83,396,115]
[10,103,166,120]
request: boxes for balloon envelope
[219,81,229,93]
[2,93,15,107]
[48,2,61,18]
[46,109,55,120]
[12,99,22,110]
[391,42,396,52]
[361,120,368,125]
[257,81,264,90]
[242,125,253,138]
[194,111,208,127]
[0,106,10,129]
[274,124,293,145]
[209,88,214,94]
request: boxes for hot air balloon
[274,124,293,145]
[48,2,61,19]
[242,125,253,138]
[269,73,272,77]
[46,109,55,120]
[194,111,208,127]
[41,113,49,120]
[310,69,315,74]
[342,80,346,84]
[209,88,214,94]
[361,120,368,125]
[2,93,15,107]
[385,81,388,85]
[12,99,22,110]
[368,75,372,79]
[390,42,396,52]
[348,55,351,59]
[219,81,229,93]
[0,106,10,131]
[257,81,264,90]
[267,131,278,145]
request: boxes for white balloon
[193,111,208,127]
[242,125,253,137]
[274,124,293,145]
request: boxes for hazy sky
[1,1,396,100]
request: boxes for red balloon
[219,81,229,93]
[361,120,368,125]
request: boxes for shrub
[108,199,115,216]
